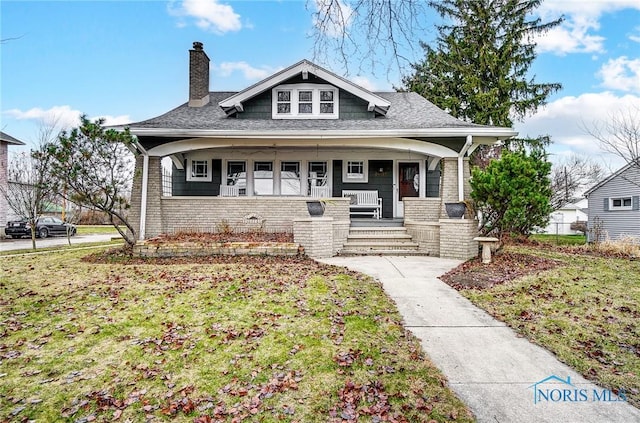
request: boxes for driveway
[0,234,119,252]
[321,255,640,423]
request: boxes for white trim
[272,84,339,119]
[218,59,390,115]
[458,135,473,202]
[186,158,212,182]
[609,196,633,211]
[131,127,517,140]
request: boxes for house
[543,198,588,235]
[584,160,640,242]
[124,42,516,258]
[0,131,26,236]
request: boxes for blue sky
[2,0,639,169]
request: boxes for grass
[0,249,472,422]
[529,233,587,245]
[460,245,640,407]
[76,225,120,235]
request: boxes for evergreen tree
[402,0,562,127]
[470,144,553,238]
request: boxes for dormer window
[272,84,338,119]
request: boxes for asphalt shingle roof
[0,131,26,145]
[128,92,496,132]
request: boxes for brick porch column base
[293,217,334,259]
[439,219,479,260]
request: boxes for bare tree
[309,0,428,75]
[45,116,137,247]
[1,141,57,250]
[550,154,605,209]
[585,104,640,167]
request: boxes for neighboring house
[123,42,516,258]
[543,198,588,235]
[0,131,26,236]
[584,161,640,242]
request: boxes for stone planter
[306,201,325,217]
[445,202,466,219]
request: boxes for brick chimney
[189,41,210,107]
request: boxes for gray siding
[332,159,393,218]
[237,91,271,119]
[339,91,375,120]
[587,165,640,241]
[172,159,222,196]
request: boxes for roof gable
[0,131,26,146]
[218,60,391,117]
[584,159,640,196]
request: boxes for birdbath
[473,237,500,264]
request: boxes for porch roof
[126,92,516,140]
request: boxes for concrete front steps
[340,226,423,256]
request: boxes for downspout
[458,135,473,202]
[139,154,149,241]
[134,139,149,241]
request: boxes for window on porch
[280,161,301,195]
[254,161,274,195]
[227,161,246,195]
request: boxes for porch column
[440,157,471,217]
[144,156,164,238]
[129,155,144,241]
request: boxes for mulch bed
[145,231,294,244]
[439,251,561,290]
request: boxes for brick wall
[157,196,350,238]
[293,217,334,258]
[403,197,441,221]
[439,219,479,260]
[405,221,440,255]
[145,157,163,237]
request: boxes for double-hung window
[186,159,211,182]
[226,161,246,195]
[343,160,368,183]
[609,197,632,210]
[254,161,274,195]
[272,84,338,119]
[280,162,301,195]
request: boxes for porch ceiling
[144,136,461,158]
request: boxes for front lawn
[443,246,639,408]
[0,249,472,422]
[76,225,120,235]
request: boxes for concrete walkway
[320,256,640,423]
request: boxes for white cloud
[3,106,131,129]
[349,76,376,91]
[514,92,640,160]
[630,26,640,43]
[313,0,353,38]
[214,62,275,80]
[534,1,640,55]
[598,56,640,93]
[168,0,241,34]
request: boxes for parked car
[5,216,77,238]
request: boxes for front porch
[129,155,480,260]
